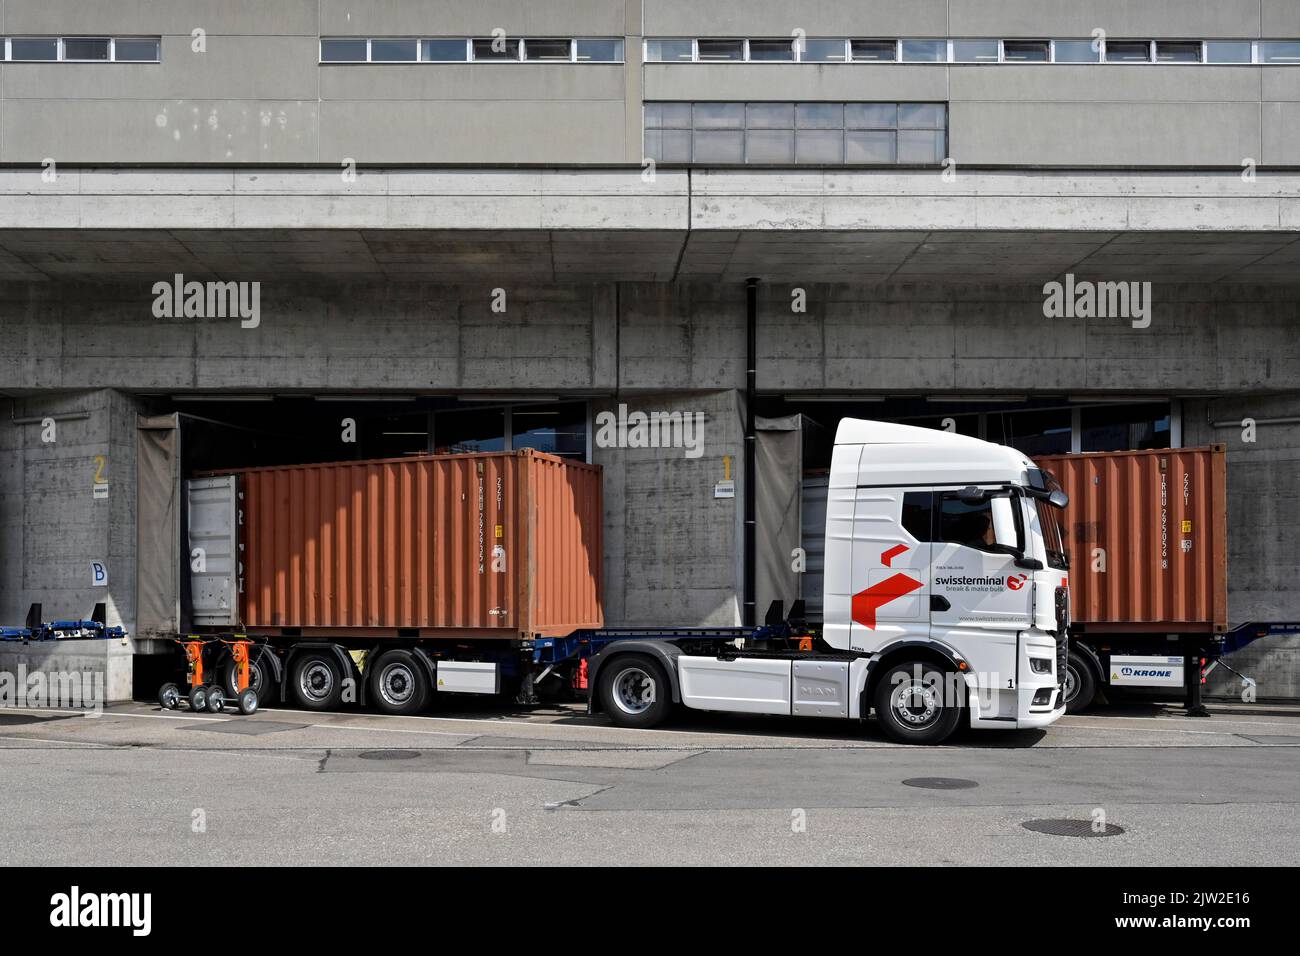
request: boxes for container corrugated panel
[204,450,602,639]
[1033,446,1227,632]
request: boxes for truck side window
[901,491,933,542]
[939,495,1001,553]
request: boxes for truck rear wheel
[597,654,671,729]
[1063,651,1097,713]
[872,661,963,745]
[290,652,344,711]
[368,650,429,716]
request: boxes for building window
[900,39,945,62]
[644,101,947,166]
[422,39,468,62]
[576,38,623,62]
[850,39,897,62]
[1079,404,1171,452]
[1003,40,1050,62]
[524,38,573,61]
[3,36,160,62]
[114,38,161,62]
[320,36,621,63]
[370,38,418,62]
[645,38,694,62]
[749,38,795,61]
[1156,41,1202,63]
[1053,39,1101,63]
[697,39,744,61]
[1105,41,1153,62]
[801,39,849,62]
[1260,41,1300,63]
[1206,41,1252,63]
[953,40,999,62]
[9,37,58,60]
[321,38,368,61]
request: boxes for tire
[237,689,259,716]
[221,652,276,704]
[206,686,225,713]
[597,654,672,729]
[872,660,963,745]
[158,683,180,710]
[189,685,208,713]
[367,650,429,716]
[1063,650,1097,713]
[290,652,344,711]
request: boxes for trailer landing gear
[158,637,259,715]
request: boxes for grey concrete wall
[1,0,1300,165]
[1206,632,1300,702]
[593,389,744,626]
[0,389,141,637]
[0,638,136,704]
[1183,394,1300,625]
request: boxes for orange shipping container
[202,449,603,639]
[1033,446,1228,632]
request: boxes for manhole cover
[358,750,421,760]
[902,777,979,790]
[1022,818,1125,838]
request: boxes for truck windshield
[1036,499,1069,570]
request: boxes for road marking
[0,734,105,746]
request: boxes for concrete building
[1,0,1297,697]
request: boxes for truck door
[847,489,932,652]
[929,489,1033,695]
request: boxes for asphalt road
[1,698,1297,866]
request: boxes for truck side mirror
[1049,489,1069,508]
[990,497,1020,552]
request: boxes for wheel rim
[612,667,656,716]
[379,662,416,706]
[889,679,941,728]
[161,688,178,707]
[299,661,335,702]
[1063,663,1079,705]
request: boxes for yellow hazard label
[1181,520,1192,533]
[495,524,503,538]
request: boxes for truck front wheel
[597,654,672,729]
[872,661,963,745]
[1063,651,1097,713]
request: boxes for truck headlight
[1030,657,1053,675]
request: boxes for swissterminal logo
[49,886,151,936]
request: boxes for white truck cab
[592,419,1071,744]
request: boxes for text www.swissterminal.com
[1114,916,1250,930]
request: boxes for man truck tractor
[178,420,1069,745]
[587,419,1070,743]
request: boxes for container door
[187,476,239,626]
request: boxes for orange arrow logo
[852,573,923,630]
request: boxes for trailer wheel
[597,654,672,729]
[1063,651,1097,713]
[368,650,429,716]
[189,685,208,713]
[290,652,344,711]
[158,683,181,710]
[206,686,225,713]
[238,688,259,716]
[222,654,276,704]
[872,661,963,745]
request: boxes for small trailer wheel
[158,683,181,710]
[189,685,209,712]
[238,688,259,716]
[206,686,225,713]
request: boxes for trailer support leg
[1185,651,1210,717]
